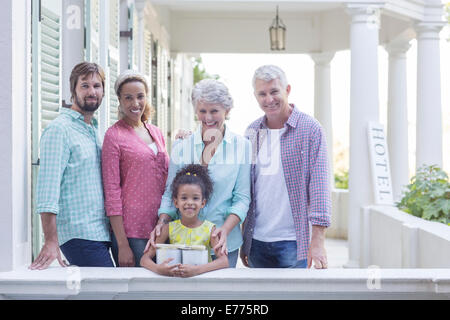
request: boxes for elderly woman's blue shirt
[158,125,252,253]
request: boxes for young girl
[140,164,229,277]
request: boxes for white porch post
[310,52,335,186]
[0,0,32,271]
[345,4,381,268]
[415,21,444,170]
[384,41,411,202]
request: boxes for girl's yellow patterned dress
[169,220,215,261]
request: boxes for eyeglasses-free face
[73,73,104,114]
[254,78,291,120]
[173,184,206,222]
[118,81,147,126]
[196,102,229,137]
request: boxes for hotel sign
[368,122,394,205]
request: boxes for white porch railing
[360,205,450,268]
[0,266,449,300]
[329,189,450,269]
[1,189,449,300]
[328,189,349,239]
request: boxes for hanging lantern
[269,6,286,51]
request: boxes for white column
[345,4,381,268]
[310,52,335,187]
[61,0,85,107]
[0,0,32,271]
[384,41,411,202]
[415,22,444,170]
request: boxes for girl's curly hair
[171,164,214,202]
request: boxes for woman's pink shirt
[102,120,169,239]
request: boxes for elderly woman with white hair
[145,79,252,268]
[101,70,169,267]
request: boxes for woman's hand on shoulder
[175,129,192,140]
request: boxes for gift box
[155,244,208,265]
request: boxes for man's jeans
[60,238,114,267]
[248,239,307,268]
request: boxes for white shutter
[85,0,100,63]
[158,47,169,141]
[31,0,62,259]
[157,44,163,133]
[109,0,119,50]
[40,7,61,131]
[109,59,120,126]
[144,28,152,78]
[167,58,173,149]
[151,40,158,124]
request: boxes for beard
[74,94,102,113]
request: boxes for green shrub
[396,165,450,226]
[334,170,348,189]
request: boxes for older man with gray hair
[240,65,331,269]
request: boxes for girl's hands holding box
[156,258,181,277]
[174,264,200,278]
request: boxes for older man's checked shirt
[242,105,332,261]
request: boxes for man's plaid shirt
[242,105,331,260]
[35,108,110,246]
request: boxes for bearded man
[30,62,113,269]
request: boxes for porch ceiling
[150,0,342,13]
[149,1,416,54]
